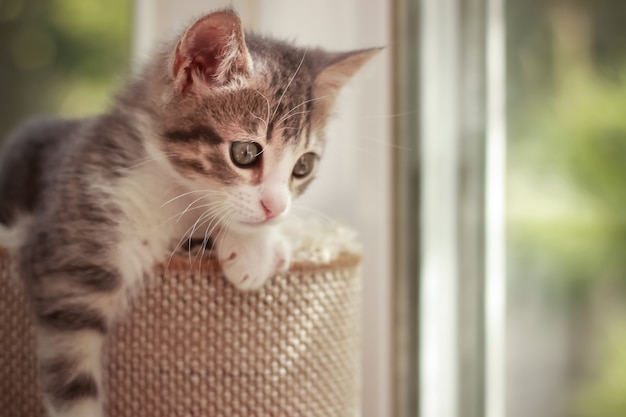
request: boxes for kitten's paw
[274,234,291,273]
[219,231,291,291]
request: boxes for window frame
[392,0,507,416]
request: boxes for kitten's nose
[260,198,286,220]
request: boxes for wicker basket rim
[0,247,361,275]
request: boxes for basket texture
[0,224,362,417]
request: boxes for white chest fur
[106,158,205,290]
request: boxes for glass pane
[507,1,626,416]
[0,0,132,138]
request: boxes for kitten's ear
[173,10,252,92]
[313,47,382,123]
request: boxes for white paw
[218,230,291,291]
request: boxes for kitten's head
[156,10,378,231]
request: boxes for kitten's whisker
[250,112,268,130]
[341,142,382,158]
[190,219,215,267]
[275,110,311,127]
[246,134,269,153]
[185,209,221,266]
[191,208,226,231]
[169,210,212,255]
[159,189,225,208]
[216,217,235,263]
[276,95,329,126]
[195,221,216,266]
[257,140,272,156]
[194,206,230,264]
[160,201,228,226]
[291,205,339,227]
[164,204,228,271]
[213,212,235,262]
[252,88,272,127]
[271,50,307,122]
[214,222,227,257]
[123,154,168,169]
[195,210,232,271]
[119,151,181,172]
[123,157,161,170]
[302,106,412,155]
[165,214,209,272]
[175,194,217,223]
[187,204,230,235]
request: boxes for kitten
[0,9,377,417]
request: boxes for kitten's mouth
[238,216,284,229]
[240,219,271,228]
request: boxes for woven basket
[0,222,362,417]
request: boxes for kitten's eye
[230,141,262,167]
[292,153,318,178]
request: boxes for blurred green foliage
[573,318,626,417]
[507,0,626,415]
[0,0,132,138]
[508,69,626,300]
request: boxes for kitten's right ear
[172,10,252,93]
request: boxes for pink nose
[260,199,284,220]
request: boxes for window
[394,1,626,417]
[507,1,626,417]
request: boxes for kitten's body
[0,10,376,417]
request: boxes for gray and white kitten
[0,9,377,417]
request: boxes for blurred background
[507,1,626,417]
[2,0,626,416]
[0,0,131,138]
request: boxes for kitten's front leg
[217,226,291,291]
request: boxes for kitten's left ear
[313,47,382,123]
[173,10,252,92]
